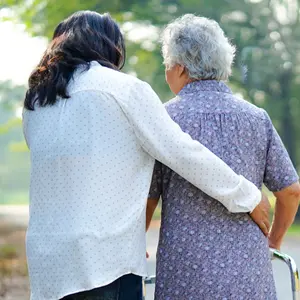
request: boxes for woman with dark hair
[23,10,269,300]
[25,11,125,110]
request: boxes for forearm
[146,199,159,231]
[148,141,261,213]
[269,183,300,248]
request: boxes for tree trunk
[279,71,296,164]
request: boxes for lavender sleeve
[263,111,299,191]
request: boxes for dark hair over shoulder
[24,10,126,110]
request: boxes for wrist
[268,235,282,250]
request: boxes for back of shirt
[147,81,297,300]
[164,80,298,191]
[23,62,154,300]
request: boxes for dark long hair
[24,11,126,110]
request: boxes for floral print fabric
[149,80,299,300]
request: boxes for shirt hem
[31,270,148,300]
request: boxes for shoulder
[227,95,274,133]
[164,96,180,109]
[164,91,271,126]
[69,62,147,97]
[228,94,268,121]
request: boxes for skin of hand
[146,198,159,258]
[268,182,300,250]
[249,193,271,236]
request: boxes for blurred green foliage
[0,81,29,204]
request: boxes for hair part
[24,10,126,110]
[161,14,235,81]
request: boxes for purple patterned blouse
[149,80,299,300]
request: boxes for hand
[268,239,281,251]
[249,193,271,236]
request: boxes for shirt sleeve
[116,79,261,213]
[263,111,299,192]
[148,161,163,200]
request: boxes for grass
[0,220,29,297]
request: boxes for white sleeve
[117,80,261,213]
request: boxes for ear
[177,65,185,77]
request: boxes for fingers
[249,193,271,236]
[249,208,270,236]
[259,210,271,236]
[259,221,270,236]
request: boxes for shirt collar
[178,80,232,96]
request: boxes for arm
[116,80,261,213]
[146,198,159,231]
[147,161,161,232]
[262,110,300,247]
[268,182,300,250]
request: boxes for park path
[0,205,29,227]
[1,205,299,300]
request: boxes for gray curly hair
[161,14,236,81]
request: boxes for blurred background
[0,0,299,299]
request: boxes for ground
[0,206,299,300]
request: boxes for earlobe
[178,65,185,77]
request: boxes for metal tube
[144,275,156,285]
[270,248,300,300]
[143,276,156,300]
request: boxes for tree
[0,81,29,204]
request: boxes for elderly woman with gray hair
[147,14,300,299]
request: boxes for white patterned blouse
[22,61,261,300]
